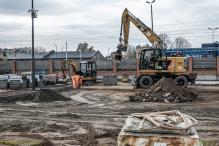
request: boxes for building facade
[166,42,219,58]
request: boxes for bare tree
[34,47,47,52]
[76,42,95,52]
[15,47,46,53]
[123,45,136,59]
[159,33,172,49]
[174,37,192,48]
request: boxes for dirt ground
[0,84,219,145]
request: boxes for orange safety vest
[72,75,83,88]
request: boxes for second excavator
[59,60,97,85]
[110,8,197,88]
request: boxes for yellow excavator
[111,8,197,88]
[59,60,97,85]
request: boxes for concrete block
[56,75,60,83]
[110,75,117,84]
[21,81,27,88]
[9,80,21,89]
[103,74,117,85]
[117,116,200,146]
[37,79,43,87]
[43,75,56,83]
[39,75,43,79]
[27,79,32,88]
[0,80,8,89]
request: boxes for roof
[14,48,23,53]
[6,52,46,60]
[46,51,97,59]
[5,51,99,60]
[166,48,219,51]
[202,42,219,48]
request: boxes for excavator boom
[111,8,162,62]
[59,60,78,83]
[62,60,78,79]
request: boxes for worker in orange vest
[72,75,83,88]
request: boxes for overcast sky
[0,0,219,56]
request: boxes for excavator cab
[140,49,167,71]
[80,61,97,84]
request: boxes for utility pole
[108,48,110,58]
[80,44,82,61]
[55,44,57,58]
[66,41,67,60]
[28,0,38,90]
[146,0,155,47]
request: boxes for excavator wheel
[174,76,188,88]
[139,76,153,89]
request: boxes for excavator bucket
[110,52,122,63]
[110,44,126,63]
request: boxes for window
[140,49,167,70]
[80,63,87,78]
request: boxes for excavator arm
[61,60,78,79]
[111,8,162,62]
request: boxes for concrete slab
[80,82,138,91]
[70,92,95,104]
[195,80,219,85]
[117,116,200,146]
[0,89,13,93]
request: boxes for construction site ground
[0,82,219,146]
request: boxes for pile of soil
[22,89,71,102]
[129,77,202,103]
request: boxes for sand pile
[129,77,202,103]
[22,89,71,102]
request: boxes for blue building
[166,42,219,58]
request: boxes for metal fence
[193,58,217,70]
[0,58,217,73]
[0,61,12,70]
[16,61,30,72]
[96,60,113,71]
[117,59,137,71]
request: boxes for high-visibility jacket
[72,75,83,88]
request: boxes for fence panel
[193,58,216,69]
[0,61,12,70]
[96,60,113,71]
[16,61,30,72]
[35,60,50,72]
[117,59,137,71]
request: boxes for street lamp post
[146,0,155,47]
[108,48,110,58]
[28,0,38,90]
[80,44,82,61]
[55,44,57,58]
[208,27,218,43]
